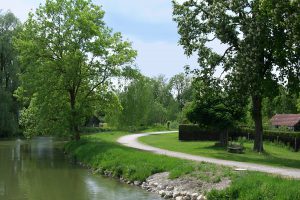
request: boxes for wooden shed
[270,114,300,131]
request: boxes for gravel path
[117,131,300,179]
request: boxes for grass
[139,133,300,169]
[64,131,231,181]
[65,131,300,199]
[208,172,300,200]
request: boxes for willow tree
[0,11,20,137]
[173,0,300,152]
[15,0,136,140]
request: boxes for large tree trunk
[70,90,80,141]
[219,130,228,147]
[74,127,80,141]
[252,95,264,152]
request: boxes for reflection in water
[0,137,161,200]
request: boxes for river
[0,137,162,200]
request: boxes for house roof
[271,114,300,127]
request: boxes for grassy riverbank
[65,131,300,199]
[139,132,300,169]
[65,131,232,181]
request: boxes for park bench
[227,145,244,154]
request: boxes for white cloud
[130,37,225,78]
[127,35,198,78]
[97,0,173,24]
[0,0,44,22]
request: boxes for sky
[0,0,224,78]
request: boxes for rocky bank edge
[76,161,231,200]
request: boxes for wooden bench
[227,146,244,154]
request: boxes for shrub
[179,124,220,141]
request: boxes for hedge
[179,124,220,141]
[179,124,300,151]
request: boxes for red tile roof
[271,114,300,127]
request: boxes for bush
[179,124,220,141]
[169,121,179,130]
[79,126,114,133]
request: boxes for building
[270,114,300,131]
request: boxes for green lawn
[139,132,300,169]
[65,131,300,199]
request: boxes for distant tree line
[106,73,192,131]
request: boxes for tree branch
[213,46,234,68]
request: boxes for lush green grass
[208,172,300,200]
[139,133,300,168]
[65,131,232,181]
[65,131,300,199]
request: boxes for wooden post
[295,137,297,152]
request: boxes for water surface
[0,137,161,200]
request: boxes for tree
[0,11,20,137]
[169,72,192,110]
[187,78,246,146]
[117,77,154,130]
[15,0,136,140]
[273,86,298,114]
[173,0,299,152]
[151,75,178,121]
[297,98,300,112]
[106,74,182,130]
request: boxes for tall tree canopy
[187,77,246,145]
[15,0,136,139]
[173,0,300,152]
[0,11,20,137]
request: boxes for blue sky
[1,0,200,78]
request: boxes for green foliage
[298,97,300,112]
[111,76,155,130]
[207,172,300,200]
[0,11,20,137]
[0,89,18,136]
[187,78,246,131]
[169,72,192,110]
[14,0,136,138]
[273,87,298,114]
[173,0,300,152]
[107,74,181,130]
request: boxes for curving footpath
[117,131,300,179]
